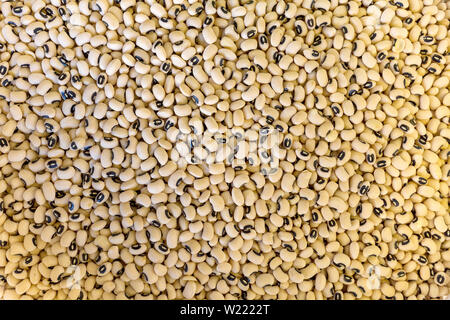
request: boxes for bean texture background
[0,0,449,300]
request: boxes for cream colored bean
[0,0,447,302]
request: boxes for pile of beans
[0,0,449,300]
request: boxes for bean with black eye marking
[0,0,448,302]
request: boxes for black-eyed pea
[124,264,140,281]
[146,179,165,194]
[433,271,448,287]
[0,0,449,301]
[332,252,350,270]
[255,273,274,289]
[280,173,295,193]
[362,245,381,259]
[421,238,438,255]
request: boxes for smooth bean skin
[0,0,448,302]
